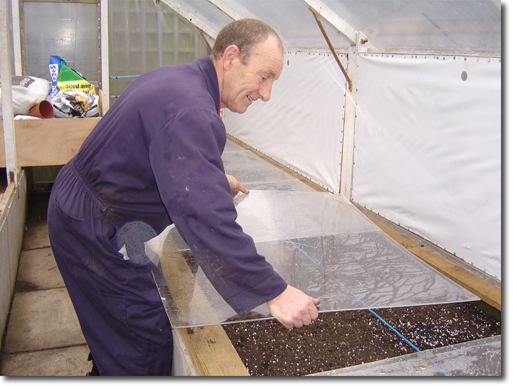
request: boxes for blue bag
[48,56,66,97]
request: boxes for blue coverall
[47,56,287,375]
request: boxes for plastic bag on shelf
[49,56,95,96]
[51,90,99,118]
[0,76,51,119]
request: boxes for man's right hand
[267,285,321,329]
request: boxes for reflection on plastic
[150,190,478,329]
[310,336,501,376]
[233,191,248,207]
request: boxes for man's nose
[259,82,273,102]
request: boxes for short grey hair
[210,19,284,64]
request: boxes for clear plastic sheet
[150,140,478,329]
[310,335,501,376]
[222,142,317,192]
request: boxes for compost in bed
[222,302,501,376]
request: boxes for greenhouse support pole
[100,0,110,111]
[1,0,18,186]
[339,44,358,199]
[11,0,21,75]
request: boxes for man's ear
[222,45,241,70]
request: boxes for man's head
[211,19,284,114]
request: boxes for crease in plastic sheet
[150,190,478,329]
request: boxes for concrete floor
[0,189,92,376]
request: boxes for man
[47,19,320,376]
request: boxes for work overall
[46,56,287,375]
[48,161,173,376]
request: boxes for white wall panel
[224,51,347,193]
[352,54,501,280]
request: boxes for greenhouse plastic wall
[226,51,501,280]
[217,1,501,281]
[224,51,348,193]
[352,54,501,280]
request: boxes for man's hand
[226,174,249,197]
[267,285,321,329]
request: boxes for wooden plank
[354,203,501,311]
[159,229,249,376]
[0,118,99,167]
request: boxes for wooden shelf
[0,118,100,167]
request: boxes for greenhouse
[1,0,501,377]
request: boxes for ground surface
[223,302,501,376]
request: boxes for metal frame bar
[302,0,367,47]
[100,0,109,110]
[207,0,245,20]
[339,45,358,199]
[10,0,22,75]
[160,0,218,40]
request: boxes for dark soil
[223,302,501,376]
[0,169,7,195]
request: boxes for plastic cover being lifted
[150,190,478,329]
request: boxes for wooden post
[1,0,18,185]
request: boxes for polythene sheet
[224,51,347,193]
[162,0,500,55]
[149,141,478,329]
[352,54,501,280]
[218,0,353,50]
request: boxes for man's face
[221,36,284,114]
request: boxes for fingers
[238,184,250,194]
[287,315,313,329]
[267,285,321,330]
[232,180,249,196]
[282,298,319,329]
[226,174,250,196]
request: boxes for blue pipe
[110,75,140,79]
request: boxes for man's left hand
[226,174,249,197]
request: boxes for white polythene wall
[352,54,501,280]
[224,51,347,193]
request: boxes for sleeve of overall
[148,109,287,315]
